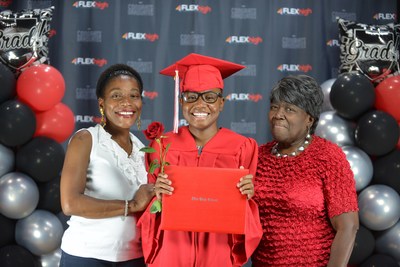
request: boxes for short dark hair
[270,75,323,134]
[96,64,143,99]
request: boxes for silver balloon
[39,247,62,267]
[320,78,336,112]
[0,144,14,177]
[341,146,373,192]
[315,111,355,147]
[375,220,400,265]
[358,184,400,231]
[15,209,64,256]
[0,172,39,219]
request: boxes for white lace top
[61,124,147,262]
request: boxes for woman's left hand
[237,166,254,199]
[130,183,156,212]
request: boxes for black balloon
[37,176,62,214]
[372,149,400,194]
[330,72,375,120]
[57,211,71,231]
[355,110,399,156]
[0,245,37,267]
[0,62,16,104]
[360,254,398,267]
[0,100,36,147]
[16,137,65,183]
[348,225,375,265]
[0,214,16,247]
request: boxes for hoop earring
[136,115,141,130]
[100,108,106,128]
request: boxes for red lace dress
[252,135,358,266]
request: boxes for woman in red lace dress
[252,75,359,267]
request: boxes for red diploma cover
[160,165,249,234]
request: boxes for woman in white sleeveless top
[60,64,155,267]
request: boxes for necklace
[112,137,132,156]
[197,145,203,155]
[271,134,311,158]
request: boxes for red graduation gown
[138,126,263,267]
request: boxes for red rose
[143,121,165,141]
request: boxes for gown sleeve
[138,139,162,263]
[231,199,263,266]
[231,137,263,265]
[137,198,162,264]
[239,137,258,175]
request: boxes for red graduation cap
[159,53,245,132]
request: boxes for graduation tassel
[173,69,179,133]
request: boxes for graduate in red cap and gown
[137,53,263,266]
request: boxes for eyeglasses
[181,91,223,104]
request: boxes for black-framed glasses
[181,91,223,103]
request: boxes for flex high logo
[277,7,312,16]
[225,93,263,102]
[176,5,211,14]
[142,91,158,100]
[326,39,340,47]
[71,58,107,67]
[122,33,159,42]
[277,64,312,72]
[226,36,263,45]
[73,1,109,9]
[373,13,396,20]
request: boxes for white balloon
[15,210,63,256]
[342,146,373,191]
[375,220,400,265]
[316,111,355,147]
[0,172,39,219]
[358,185,400,231]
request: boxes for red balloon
[34,102,75,143]
[16,64,65,111]
[375,75,400,122]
